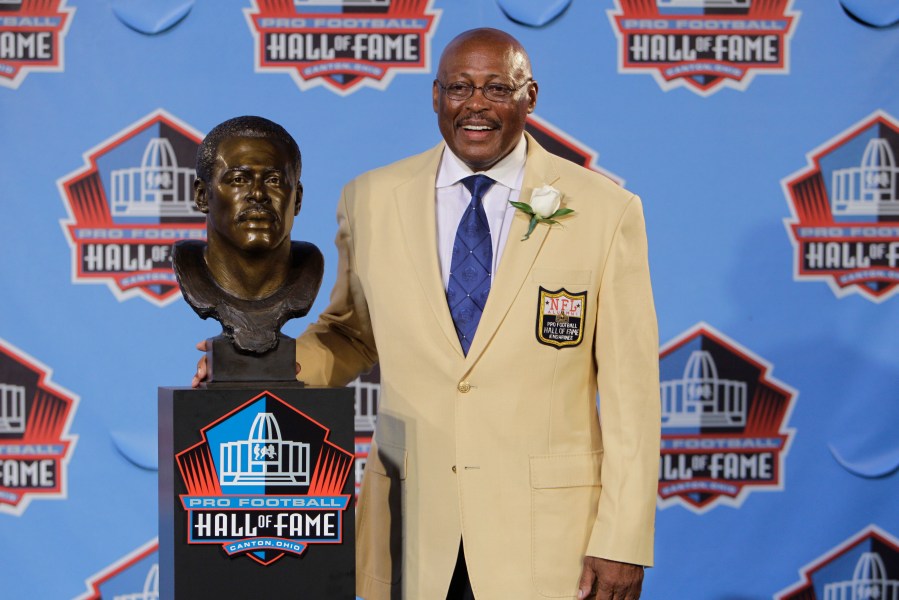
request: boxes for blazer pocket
[529,452,603,598]
[530,269,592,285]
[358,441,407,585]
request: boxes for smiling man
[194,30,660,600]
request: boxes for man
[179,116,323,357]
[195,28,659,600]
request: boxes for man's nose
[247,177,269,201]
[463,86,491,109]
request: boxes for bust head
[194,116,303,261]
[174,117,323,366]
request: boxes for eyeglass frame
[434,78,534,103]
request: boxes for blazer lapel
[395,142,466,358]
[465,135,561,365]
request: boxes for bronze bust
[173,116,323,382]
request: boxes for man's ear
[432,79,440,113]
[194,179,209,213]
[294,182,303,216]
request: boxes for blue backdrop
[1,0,898,598]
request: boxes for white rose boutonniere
[510,185,574,241]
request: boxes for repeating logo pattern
[0,0,74,89]
[657,323,796,513]
[244,0,440,95]
[607,0,799,96]
[348,364,379,497]
[0,337,78,516]
[176,392,353,566]
[75,538,159,600]
[57,110,206,306]
[776,525,899,600]
[783,110,899,302]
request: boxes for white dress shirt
[435,136,527,289]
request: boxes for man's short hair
[196,116,301,183]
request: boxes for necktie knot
[461,174,495,206]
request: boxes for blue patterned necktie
[446,174,496,355]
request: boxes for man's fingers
[192,355,207,388]
[577,563,596,600]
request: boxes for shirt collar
[435,135,528,191]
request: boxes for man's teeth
[463,125,492,130]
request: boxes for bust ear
[294,182,303,216]
[194,179,209,213]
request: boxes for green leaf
[509,201,535,215]
[521,216,539,240]
[551,208,575,218]
[542,219,560,226]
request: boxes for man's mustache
[237,206,279,222]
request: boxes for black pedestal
[159,386,355,599]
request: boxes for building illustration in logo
[608,0,799,96]
[176,392,353,565]
[657,323,796,513]
[657,0,750,10]
[0,337,78,516]
[220,412,311,486]
[349,365,380,495]
[58,109,206,306]
[244,0,441,95]
[783,110,899,302]
[0,0,74,89]
[0,382,26,434]
[823,552,898,600]
[832,137,899,217]
[75,539,159,600]
[777,525,899,600]
[660,350,747,428]
[111,137,196,218]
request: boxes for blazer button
[452,465,457,473]
[457,381,471,393]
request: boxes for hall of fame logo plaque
[658,323,796,513]
[0,0,74,89]
[0,336,78,516]
[783,110,899,302]
[57,110,206,306]
[176,391,353,566]
[244,0,440,95]
[608,0,799,96]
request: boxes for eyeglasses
[435,79,532,102]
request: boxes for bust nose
[247,177,269,202]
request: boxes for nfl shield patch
[536,287,586,348]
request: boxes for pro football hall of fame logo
[658,323,796,513]
[58,110,206,306]
[76,538,159,600]
[783,110,899,302]
[176,392,353,565]
[0,336,78,516]
[776,525,899,600]
[608,0,799,96]
[245,0,440,95]
[0,0,74,89]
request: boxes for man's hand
[191,340,208,388]
[190,339,302,387]
[577,556,644,600]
